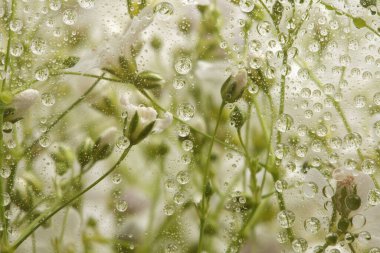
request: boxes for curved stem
[9,146,132,251]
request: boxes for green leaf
[324,3,335,11]
[272,1,284,27]
[60,56,80,69]
[128,111,139,137]
[353,17,366,29]
[133,121,155,144]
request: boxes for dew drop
[239,0,254,12]
[78,0,95,9]
[176,170,190,185]
[277,210,296,228]
[174,57,192,75]
[63,9,78,26]
[116,136,130,149]
[41,93,56,107]
[116,200,128,212]
[368,188,380,206]
[304,217,320,234]
[292,238,308,253]
[177,103,195,121]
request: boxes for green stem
[58,208,70,247]
[0,109,6,248]
[197,102,225,253]
[320,1,380,37]
[1,0,16,92]
[9,146,132,251]
[24,73,105,157]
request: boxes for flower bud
[92,127,117,161]
[220,69,247,103]
[136,70,165,89]
[77,137,95,167]
[4,89,40,122]
[51,144,75,176]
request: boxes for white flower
[138,106,158,124]
[6,89,40,122]
[153,112,173,133]
[12,89,40,113]
[120,93,172,143]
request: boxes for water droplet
[304,217,320,234]
[2,193,10,206]
[174,192,185,205]
[239,0,254,12]
[0,167,11,179]
[343,132,362,150]
[368,188,380,206]
[176,124,190,137]
[182,140,193,151]
[35,68,49,81]
[112,173,122,184]
[164,203,175,216]
[174,57,192,75]
[31,38,47,55]
[277,230,289,244]
[176,170,190,185]
[10,19,23,32]
[154,2,174,20]
[292,238,308,253]
[257,21,271,36]
[177,103,195,121]
[10,42,24,57]
[358,231,371,243]
[78,0,95,9]
[50,0,62,11]
[275,179,288,193]
[373,93,380,105]
[116,200,128,212]
[352,214,366,229]
[321,185,334,199]
[303,182,318,198]
[354,95,366,108]
[173,77,186,90]
[116,136,130,149]
[361,159,377,175]
[41,93,56,107]
[277,210,295,228]
[39,135,51,148]
[276,114,293,133]
[63,9,78,26]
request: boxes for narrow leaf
[272,1,284,27]
[133,121,155,144]
[353,17,366,29]
[128,112,139,136]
